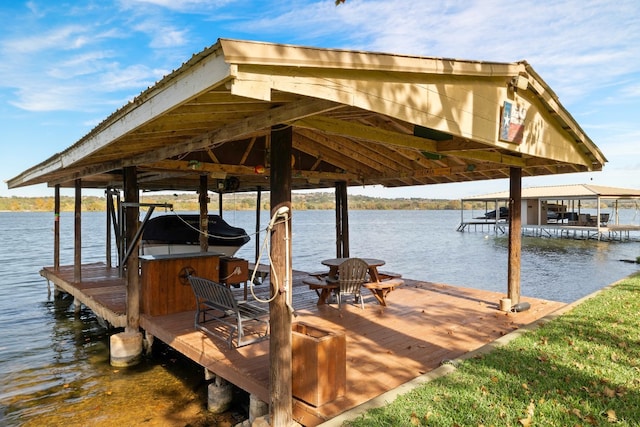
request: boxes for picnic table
[305,258,403,306]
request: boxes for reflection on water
[1,210,638,426]
[2,294,246,427]
[0,212,245,426]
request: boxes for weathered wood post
[74,179,82,284]
[335,181,349,258]
[255,186,262,264]
[54,184,60,271]
[199,175,209,252]
[507,167,522,305]
[110,166,143,367]
[269,124,293,426]
[106,187,112,268]
[73,180,82,315]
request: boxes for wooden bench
[303,276,338,305]
[188,275,269,348]
[376,271,402,281]
[363,278,404,306]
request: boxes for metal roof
[7,39,607,194]
[463,184,640,201]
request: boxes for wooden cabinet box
[140,253,220,316]
[292,322,346,407]
[220,257,248,285]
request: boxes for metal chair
[336,258,369,309]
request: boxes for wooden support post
[54,184,60,271]
[507,167,522,304]
[335,184,342,258]
[335,182,349,258]
[340,182,349,258]
[106,187,112,268]
[269,124,293,426]
[199,175,209,252]
[255,186,262,264]
[124,167,140,332]
[74,179,81,283]
[111,167,143,367]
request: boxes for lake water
[1,209,639,426]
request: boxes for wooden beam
[14,98,342,188]
[143,159,360,183]
[439,150,527,167]
[296,128,410,174]
[293,116,438,151]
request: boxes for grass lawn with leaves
[346,273,640,426]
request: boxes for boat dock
[458,184,640,241]
[456,219,640,241]
[456,219,507,234]
[42,262,565,426]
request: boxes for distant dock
[457,218,640,241]
[459,184,640,241]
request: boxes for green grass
[346,273,640,427]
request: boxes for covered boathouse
[7,39,606,426]
[458,184,640,241]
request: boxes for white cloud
[118,0,232,12]
[302,0,640,105]
[2,0,639,198]
[2,25,92,54]
[0,4,176,113]
[133,19,189,48]
[98,64,166,91]
[47,51,115,79]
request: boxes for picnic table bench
[188,275,269,348]
[304,265,404,306]
[363,278,404,306]
[248,262,270,285]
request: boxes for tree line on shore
[3,191,625,213]
[1,192,469,212]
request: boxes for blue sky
[1,0,639,199]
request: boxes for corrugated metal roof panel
[464,184,640,200]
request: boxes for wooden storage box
[292,322,346,407]
[140,253,220,316]
[220,257,249,285]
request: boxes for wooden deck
[41,263,127,327]
[42,263,565,426]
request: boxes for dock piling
[109,331,143,367]
[250,394,269,423]
[207,375,233,413]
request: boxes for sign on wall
[499,100,527,144]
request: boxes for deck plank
[42,262,565,426]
